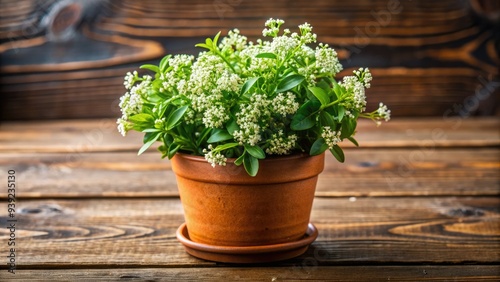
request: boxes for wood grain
[6,266,500,281]
[0,118,498,153]
[0,148,498,199]
[0,197,498,268]
[1,0,498,119]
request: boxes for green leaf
[138,132,161,155]
[347,136,359,147]
[159,55,171,72]
[207,129,233,143]
[332,79,342,99]
[244,144,265,159]
[214,142,239,152]
[316,79,331,93]
[196,128,212,147]
[330,145,345,163]
[291,100,321,130]
[308,86,329,106]
[140,64,160,73]
[205,37,213,48]
[276,74,304,93]
[226,119,239,135]
[243,154,259,177]
[142,128,161,133]
[340,118,357,139]
[310,138,328,156]
[129,113,154,123]
[166,106,188,130]
[256,52,277,59]
[234,153,245,166]
[240,77,260,95]
[337,106,345,122]
[319,111,336,128]
[163,133,174,147]
[195,43,211,50]
[167,143,181,159]
[213,31,221,48]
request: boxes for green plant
[117,18,391,176]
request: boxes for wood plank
[6,266,500,281]
[0,197,498,267]
[0,148,498,198]
[0,0,498,119]
[0,118,498,153]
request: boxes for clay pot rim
[172,151,325,184]
[176,151,313,163]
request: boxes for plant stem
[215,50,237,73]
[320,98,342,110]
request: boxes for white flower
[354,67,372,88]
[321,126,341,149]
[123,71,138,89]
[270,36,298,59]
[298,22,317,44]
[202,105,230,128]
[315,44,342,75]
[118,91,143,120]
[271,92,299,116]
[266,131,298,155]
[154,118,165,128]
[341,76,367,112]
[263,18,285,37]
[116,118,131,136]
[168,54,194,73]
[203,145,227,167]
[220,29,248,51]
[377,102,391,121]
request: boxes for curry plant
[117,18,391,176]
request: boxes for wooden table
[1,118,499,280]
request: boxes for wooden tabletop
[0,118,499,280]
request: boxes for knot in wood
[43,1,83,41]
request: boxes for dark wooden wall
[0,0,498,120]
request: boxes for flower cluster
[117,19,391,176]
[321,126,341,149]
[203,145,227,167]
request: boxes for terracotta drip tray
[176,223,318,263]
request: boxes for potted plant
[117,18,390,263]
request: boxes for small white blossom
[377,102,391,121]
[203,145,227,167]
[220,29,248,51]
[298,22,317,44]
[118,91,143,120]
[341,76,367,112]
[202,105,230,128]
[154,118,165,128]
[116,118,132,136]
[321,126,341,149]
[315,44,342,75]
[270,36,298,59]
[354,67,372,88]
[266,131,298,155]
[271,92,299,116]
[123,71,138,89]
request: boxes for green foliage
[117,18,390,177]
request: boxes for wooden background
[0,0,499,120]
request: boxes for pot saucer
[176,223,318,263]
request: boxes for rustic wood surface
[6,266,500,282]
[1,196,498,268]
[1,0,499,120]
[0,117,499,280]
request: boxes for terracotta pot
[171,152,324,247]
